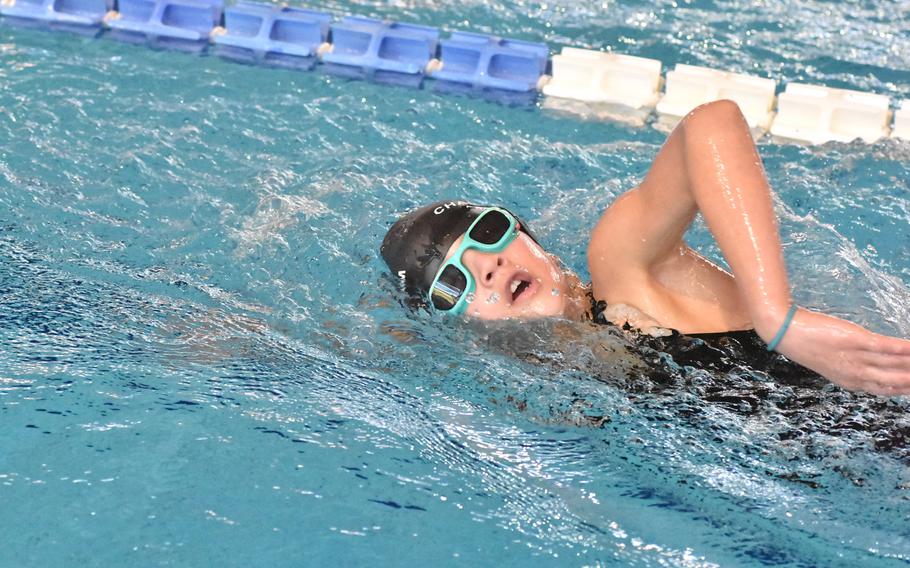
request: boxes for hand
[602,303,673,338]
[769,308,910,396]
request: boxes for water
[1,1,909,566]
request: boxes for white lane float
[769,83,892,144]
[656,64,777,132]
[543,47,662,109]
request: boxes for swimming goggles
[428,207,519,314]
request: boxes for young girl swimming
[380,100,910,396]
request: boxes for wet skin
[440,100,910,395]
[440,229,588,320]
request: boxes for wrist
[753,302,796,344]
[764,305,799,351]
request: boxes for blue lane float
[106,0,223,51]
[213,1,329,70]
[0,0,112,33]
[433,32,549,93]
[321,16,439,87]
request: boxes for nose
[462,249,504,289]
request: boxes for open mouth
[509,276,533,303]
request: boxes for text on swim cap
[433,202,462,215]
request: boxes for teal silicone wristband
[766,304,798,352]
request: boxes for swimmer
[380,100,910,396]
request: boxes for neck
[560,272,592,322]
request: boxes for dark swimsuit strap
[589,294,757,338]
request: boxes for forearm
[679,101,792,338]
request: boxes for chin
[521,298,567,319]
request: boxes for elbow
[681,99,748,137]
[680,99,752,146]
[686,99,745,120]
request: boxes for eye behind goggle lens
[431,265,468,310]
[469,210,511,245]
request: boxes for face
[439,228,577,320]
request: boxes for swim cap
[380,200,536,303]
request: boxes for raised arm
[589,100,910,395]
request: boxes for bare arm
[589,100,910,395]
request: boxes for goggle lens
[468,210,511,245]
[430,264,467,310]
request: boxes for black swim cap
[380,200,536,303]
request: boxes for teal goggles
[428,207,519,315]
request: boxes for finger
[862,383,910,397]
[860,333,910,356]
[855,350,910,373]
[826,361,910,395]
[853,367,910,396]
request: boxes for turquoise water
[1,1,909,566]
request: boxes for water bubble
[551,288,560,296]
[486,293,500,304]
[465,293,475,304]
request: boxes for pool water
[1,1,909,566]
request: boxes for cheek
[528,254,561,287]
[467,302,507,319]
[479,289,505,308]
[518,238,561,280]
[466,290,508,317]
